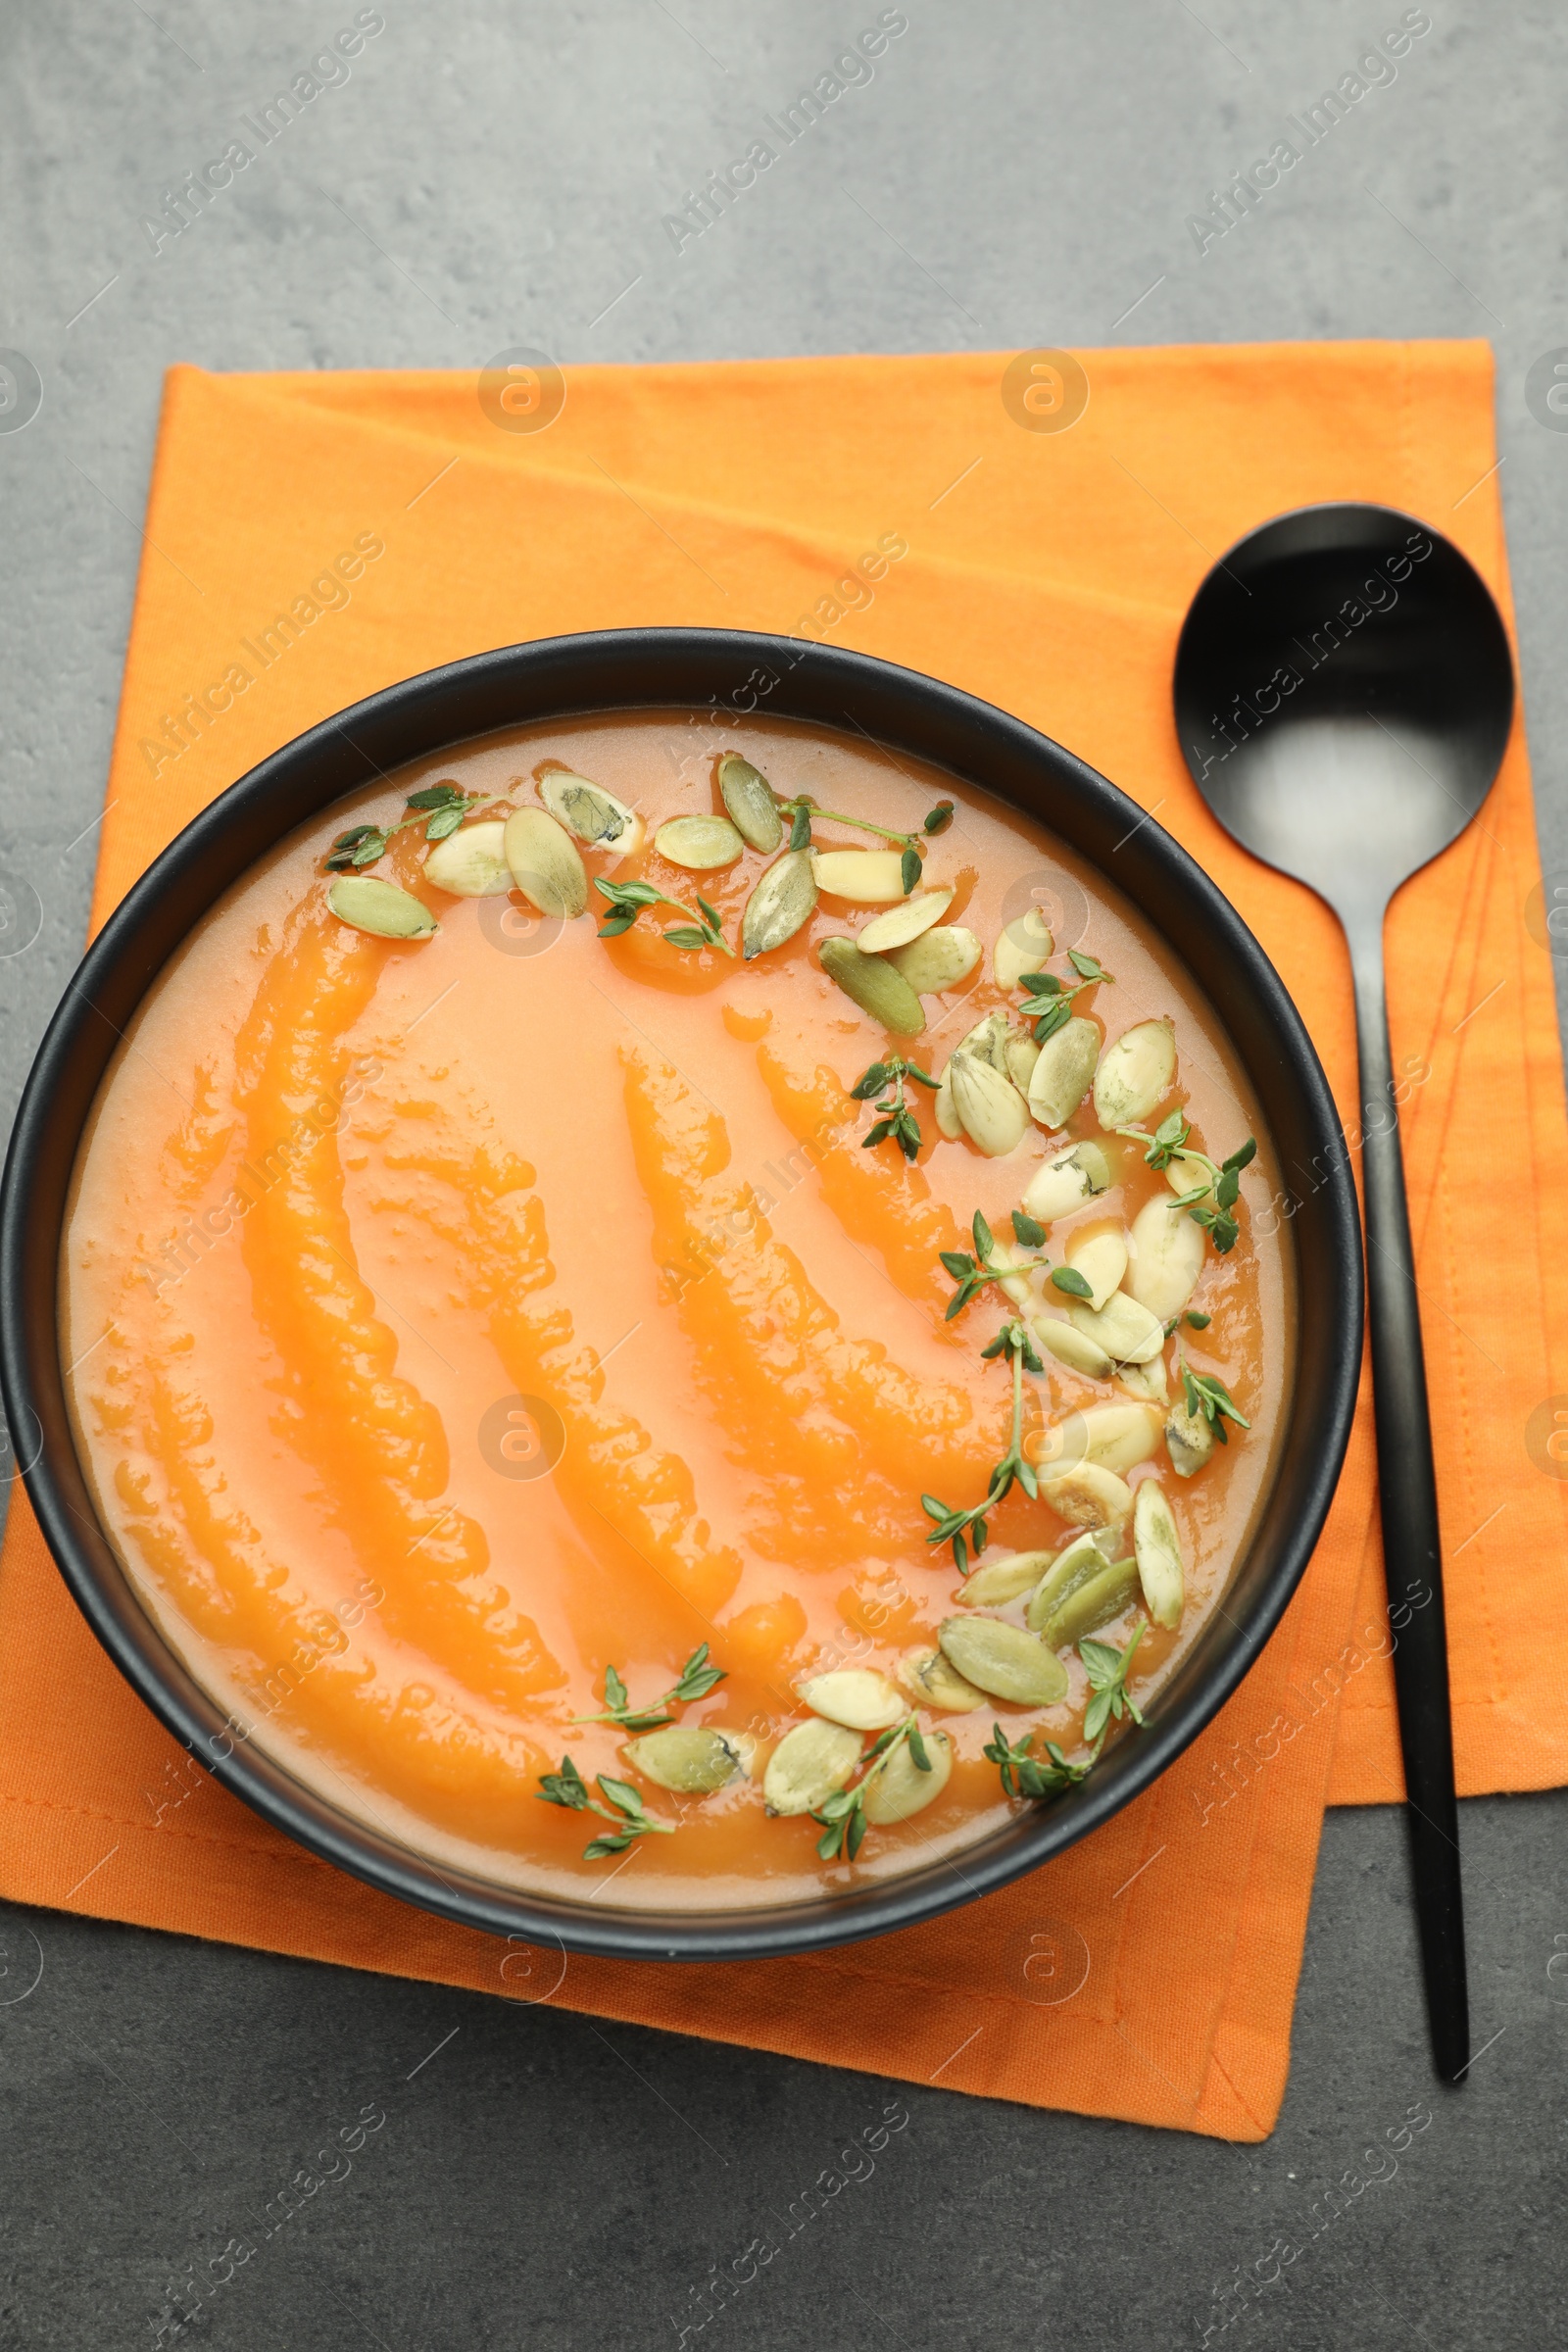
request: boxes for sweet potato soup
[62,710,1292,1909]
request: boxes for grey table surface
[2,3,1567,2346]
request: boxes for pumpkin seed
[1065,1224,1128,1313]
[624,1724,753,1793]
[810,848,909,904]
[1044,1554,1141,1648]
[938,1616,1068,1707]
[1134,1479,1184,1629]
[798,1668,905,1731]
[1004,1033,1041,1095]
[1093,1018,1177,1127]
[504,807,589,918]
[327,875,439,939]
[862,1727,953,1824]
[960,1548,1056,1606]
[887,924,981,996]
[1032,1315,1113,1379]
[1164,1151,1212,1201]
[716,753,783,853]
[1117,1353,1170,1406]
[987,1239,1034,1308]
[539,770,645,855]
[1041,1460,1135,1529]
[1023,1531,1103,1632]
[1067,1290,1165,1364]
[742,847,816,959]
[656,813,745,870]
[934,1063,962,1139]
[1164,1397,1215,1477]
[857,887,955,955]
[899,1647,985,1712]
[1126,1195,1205,1324]
[420,819,514,899]
[993,907,1054,990]
[1021,1140,1111,1226]
[955,1008,1010,1071]
[1027,1015,1101,1130]
[1077,1401,1163,1476]
[818,937,925,1033]
[951,1052,1030,1156]
[762,1718,863,1816]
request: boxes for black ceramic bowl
[0,630,1361,1964]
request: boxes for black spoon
[1173,502,1515,2085]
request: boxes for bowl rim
[0,627,1362,1964]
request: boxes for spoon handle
[1348,924,1469,2084]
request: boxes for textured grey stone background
[2,4,1566,2346]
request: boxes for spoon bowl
[1174,500,1516,2085]
[1174,502,1513,925]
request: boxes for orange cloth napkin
[3,341,1565,2140]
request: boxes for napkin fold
[2,337,1564,2138]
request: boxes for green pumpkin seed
[1093,1018,1177,1127]
[421,819,514,899]
[798,1668,905,1730]
[1021,1140,1110,1226]
[937,1616,1068,1707]
[1164,1398,1215,1477]
[1032,1315,1113,1380]
[503,807,589,918]
[817,937,925,1034]
[624,1724,752,1793]
[1064,1224,1127,1311]
[862,1728,953,1825]
[717,753,783,853]
[1076,1401,1163,1476]
[898,1647,986,1711]
[889,923,981,997]
[810,848,908,903]
[993,908,1054,990]
[934,1063,962,1138]
[960,1548,1057,1606]
[1125,1195,1205,1323]
[539,770,646,854]
[1027,1015,1101,1130]
[1067,1290,1165,1365]
[656,813,745,870]
[1134,1479,1184,1629]
[327,875,438,939]
[742,847,817,959]
[1023,1530,1103,1631]
[1118,1355,1169,1406]
[1040,1460,1135,1530]
[762,1719,863,1815]
[1043,1554,1140,1648]
[856,887,955,955]
[950,1053,1030,1155]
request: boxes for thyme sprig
[984,1632,1150,1802]
[810,1712,932,1861]
[1080,1626,1148,1742]
[775,794,954,892]
[324,782,482,872]
[1179,1358,1250,1445]
[940,1209,1088,1320]
[569,1642,725,1733]
[536,1756,677,1859]
[851,1055,938,1161]
[983,1724,1095,1800]
[921,1315,1044,1570]
[1018,950,1113,1044]
[1117,1112,1257,1252]
[595,877,736,957]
